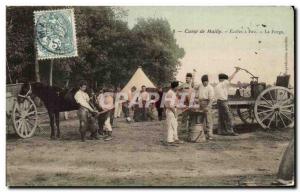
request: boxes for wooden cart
[228,75,294,129]
[6,83,38,138]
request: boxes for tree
[6,6,64,83]
[7,6,37,83]
[131,18,185,86]
[6,7,185,88]
[70,7,133,89]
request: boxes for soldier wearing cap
[215,68,240,136]
[179,73,194,131]
[180,72,193,89]
[196,74,215,140]
[165,81,184,145]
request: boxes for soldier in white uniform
[99,89,114,141]
[215,68,240,136]
[197,75,215,140]
[74,81,98,142]
[165,81,184,145]
[96,87,115,141]
[114,86,122,118]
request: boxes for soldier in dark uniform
[179,73,193,131]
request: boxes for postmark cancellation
[34,8,78,60]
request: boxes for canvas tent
[121,67,156,93]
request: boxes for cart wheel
[237,106,256,124]
[12,96,38,138]
[254,86,294,129]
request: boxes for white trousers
[166,109,179,142]
[114,103,122,118]
[104,116,112,131]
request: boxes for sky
[124,6,294,85]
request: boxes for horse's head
[19,82,32,98]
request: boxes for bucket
[189,123,206,143]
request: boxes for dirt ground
[6,111,293,187]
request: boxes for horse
[19,82,79,139]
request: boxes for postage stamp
[34,9,78,60]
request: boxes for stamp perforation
[33,8,78,60]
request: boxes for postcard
[6,6,295,187]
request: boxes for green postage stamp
[34,9,78,60]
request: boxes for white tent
[121,67,156,93]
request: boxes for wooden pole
[49,59,54,86]
[34,27,41,82]
[35,59,40,82]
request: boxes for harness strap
[18,83,32,98]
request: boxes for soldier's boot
[104,131,113,141]
[90,131,99,140]
[80,131,86,142]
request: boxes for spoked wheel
[12,96,38,138]
[254,86,294,129]
[237,106,256,124]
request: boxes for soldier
[102,88,115,141]
[165,81,184,145]
[215,67,240,136]
[139,85,150,121]
[179,73,193,130]
[74,81,98,142]
[95,88,105,137]
[122,88,131,122]
[197,75,215,140]
[114,86,122,118]
[155,86,164,121]
[181,72,193,89]
[130,86,140,122]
